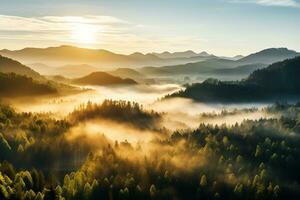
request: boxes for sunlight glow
[71,23,98,44]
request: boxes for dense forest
[168,57,300,102]
[0,73,57,97]
[68,100,161,130]
[1,101,300,199]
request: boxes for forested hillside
[0,73,57,97]
[0,55,43,80]
[1,102,300,199]
[169,57,300,102]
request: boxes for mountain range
[0,45,218,68]
[139,48,300,77]
[1,46,299,93]
[0,54,139,90]
[168,56,300,102]
[150,50,212,59]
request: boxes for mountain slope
[212,63,267,75]
[72,72,137,86]
[54,64,98,78]
[168,56,300,102]
[139,58,237,75]
[246,56,300,92]
[0,55,43,80]
[28,63,99,78]
[0,56,83,96]
[0,73,57,97]
[238,48,299,64]
[108,68,145,79]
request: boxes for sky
[0,0,299,56]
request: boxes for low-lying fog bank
[6,83,276,135]
[10,84,182,116]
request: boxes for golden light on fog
[71,23,97,44]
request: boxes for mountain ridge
[140,48,299,76]
[238,48,299,64]
[0,45,216,67]
[168,56,300,102]
[0,55,44,80]
[72,71,137,86]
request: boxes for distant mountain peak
[233,55,244,60]
[238,47,299,64]
[183,50,196,53]
[151,50,205,59]
[72,71,137,86]
[198,51,211,57]
[57,45,75,48]
[257,47,297,54]
[130,52,145,56]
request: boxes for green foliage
[0,103,300,199]
[200,175,207,187]
[69,100,161,130]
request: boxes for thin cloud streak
[0,15,129,32]
[229,0,300,7]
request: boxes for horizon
[0,0,299,56]
[0,44,298,58]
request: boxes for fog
[10,84,272,129]
[67,119,164,144]
[11,84,182,117]
[150,97,272,130]
[66,119,209,174]
[0,77,272,122]
[3,81,297,200]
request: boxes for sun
[71,23,97,44]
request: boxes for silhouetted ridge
[0,55,43,80]
[0,72,57,97]
[238,48,299,64]
[72,71,137,86]
[168,56,300,102]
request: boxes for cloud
[0,15,129,31]
[0,15,131,44]
[229,0,300,7]
[0,15,208,54]
[256,0,300,7]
